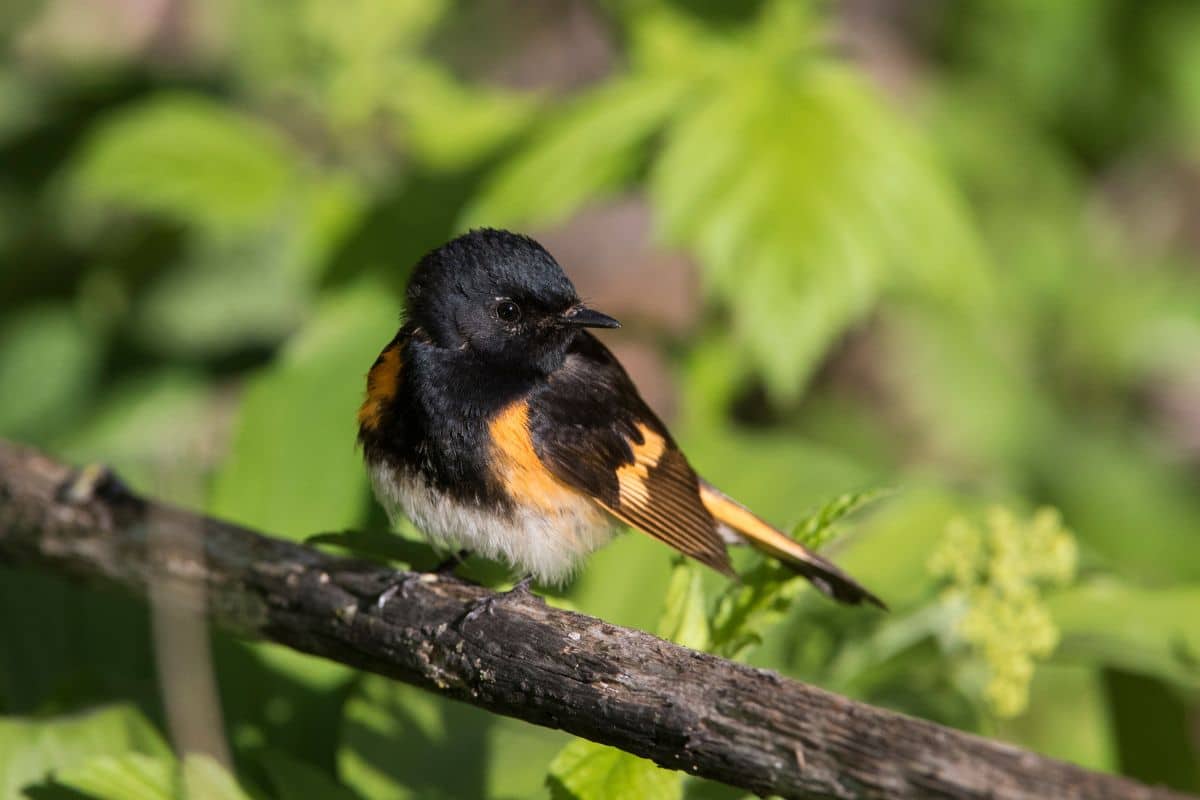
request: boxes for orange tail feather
[699,481,886,609]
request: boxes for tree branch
[0,440,1190,800]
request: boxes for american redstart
[358,229,884,608]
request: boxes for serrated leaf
[547,739,680,800]
[793,488,892,550]
[69,93,300,235]
[708,562,801,661]
[0,704,170,799]
[649,5,989,399]
[208,281,399,540]
[710,488,888,660]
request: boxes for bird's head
[405,229,619,372]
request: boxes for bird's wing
[526,334,735,576]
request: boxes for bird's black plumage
[358,228,884,606]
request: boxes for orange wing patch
[615,424,667,505]
[490,401,590,514]
[358,344,403,431]
[598,424,734,577]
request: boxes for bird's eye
[495,300,522,323]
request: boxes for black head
[405,229,619,372]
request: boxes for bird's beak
[560,304,621,329]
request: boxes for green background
[2,0,1200,797]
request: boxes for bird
[357,228,884,608]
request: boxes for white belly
[367,459,615,585]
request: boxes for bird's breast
[366,455,613,585]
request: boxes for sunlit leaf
[656,561,710,651]
[180,755,256,800]
[339,677,492,800]
[462,76,691,228]
[648,3,989,398]
[39,753,174,800]
[37,752,255,800]
[396,63,537,171]
[69,93,301,236]
[793,488,892,550]
[0,705,170,799]
[547,739,680,800]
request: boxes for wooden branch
[0,440,1190,800]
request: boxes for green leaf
[41,753,254,800]
[1104,669,1200,792]
[656,562,710,651]
[69,93,301,236]
[256,748,361,800]
[208,281,399,540]
[48,753,173,800]
[792,489,892,551]
[1034,429,1200,583]
[462,76,690,228]
[180,755,255,800]
[709,488,888,660]
[338,677,492,800]
[996,664,1115,774]
[132,243,308,358]
[395,63,537,171]
[1048,581,1200,689]
[708,562,801,661]
[547,739,680,800]
[0,306,101,441]
[0,704,170,800]
[649,5,989,398]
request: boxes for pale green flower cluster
[929,507,1078,717]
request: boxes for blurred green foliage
[2,0,1200,797]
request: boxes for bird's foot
[375,550,472,612]
[461,575,536,626]
[57,463,131,505]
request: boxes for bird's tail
[698,481,886,609]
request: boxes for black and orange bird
[357,229,884,608]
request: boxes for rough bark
[0,440,1191,800]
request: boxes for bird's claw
[57,463,130,505]
[461,576,536,625]
[375,550,473,612]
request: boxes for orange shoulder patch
[358,344,403,431]
[490,401,579,511]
